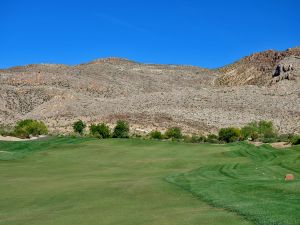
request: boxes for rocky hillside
[0,47,300,134]
[215,47,300,86]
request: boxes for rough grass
[166,142,300,225]
[0,138,251,225]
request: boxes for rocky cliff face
[0,48,300,134]
[215,47,300,86]
[272,56,300,83]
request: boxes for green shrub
[165,127,182,139]
[218,127,241,143]
[0,125,14,136]
[150,130,163,140]
[89,123,110,138]
[188,135,206,143]
[260,137,278,143]
[276,133,294,142]
[258,121,276,138]
[89,124,99,136]
[206,134,219,143]
[73,120,86,134]
[241,122,259,140]
[13,119,48,138]
[112,120,129,138]
[182,135,192,143]
[291,135,300,145]
[241,121,277,141]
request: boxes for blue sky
[1,0,299,69]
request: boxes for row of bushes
[148,121,300,145]
[64,118,300,146]
[73,120,129,138]
[149,128,220,143]
[1,118,300,145]
[218,121,300,144]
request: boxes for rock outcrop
[215,47,300,86]
[272,56,300,83]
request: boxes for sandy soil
[0,135,29,141]
[248,141,291,149]
[0,135,47,142]
[248,141,263,147]
[270,142,291,148]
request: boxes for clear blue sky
[1,0,300,69]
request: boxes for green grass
[0,138,299,225]
[167,142,300,225]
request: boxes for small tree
[150,130,163,139]
[241,122,259,140]
[258,121,276,138]
[218,127,241,143]
[112,120,129,138]
[73,120,86,134]
[165,127,182,139]
[241,121,276,141]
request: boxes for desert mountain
[216,47,300,86]
[0,47,300,134]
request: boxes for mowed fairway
[0,138,299,225]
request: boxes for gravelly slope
[1,49,300,134]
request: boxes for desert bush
[150,130,163,140]
[182,135,192,143]
[165,127,182,139]
[291,135,300,145]
[218,127,241,143]
[188,135,206,143]
[258,121,276,138]
[0,125,14,136]
[206,134,219,143]
[276,133,294,142]
[241,122,259,140]
[241,121,277,141]
[89,124,99,136]
[14,119,48,138]
[112,120,129,138]
[260,137,278,143]
[89,123,110,138]
[131,133,142,138]
[73,120,86,134]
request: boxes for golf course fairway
[0,137,299,225]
